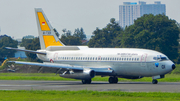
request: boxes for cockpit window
[160,57,168,60]
[153,55,168,61]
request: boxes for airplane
[6,8,176,84]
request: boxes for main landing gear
[108,76,118,84]
[152,79,158,84]
[82,79,92,84]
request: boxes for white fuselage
[37,47,174,77]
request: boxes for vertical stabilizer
[35,8,64,49]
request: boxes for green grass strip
[0,90,179,101]
[0,73,180,82]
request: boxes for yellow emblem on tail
[43,36,64,48]
[37,12,50,31]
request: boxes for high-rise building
[119,1,166,28]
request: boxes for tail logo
[37,12,50,31]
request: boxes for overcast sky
[0,0,180,39]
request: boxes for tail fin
[35,8,64,49]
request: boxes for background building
[119,1,166,28]
[14,46,27,59]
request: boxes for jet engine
[59,69,95,80]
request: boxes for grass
[0,73,180,82]
[0,90,179,101]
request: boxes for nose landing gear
[152,79,158,84]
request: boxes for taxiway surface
[0,80,179,92]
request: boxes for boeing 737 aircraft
[7,8,176,84]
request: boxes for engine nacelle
[59,69,95,80]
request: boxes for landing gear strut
[152,79,158,84]
[82,79,92,84]
[108,77,118,84]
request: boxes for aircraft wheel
[109,77,118,84]
[109,77,114,84]
[82,79,92,84]
[82,80,86,84]
[114,77,118,83]
[86,79,92,84]
[152,79,158,84]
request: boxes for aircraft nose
[172,64,176,70]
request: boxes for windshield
[153,55,168,61]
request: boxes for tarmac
[0,80,179,92]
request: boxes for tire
[82,79,86,84]
[152,79,158,84]
[86,79,92,84]
[114,77,118,84]
[109,77,118,84]
[82,79,92,84]
[109,77,114,84]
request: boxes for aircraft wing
[6,47,46,55]
[9,61,113,74]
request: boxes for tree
[62,29,71,37]
[88,18,123,48]
[73,28,86,40]
[25,37,42,62]
[120,14,179,60]
[0,36,18,59]
[60,28,86,45]
[60,35,82,45]
[20,38,33,47]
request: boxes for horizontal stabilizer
[6,47,46,55]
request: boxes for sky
[0,0,180,39]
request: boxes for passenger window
[129,58,131,61]
[137,58,139,61]
[124,58,126,61]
